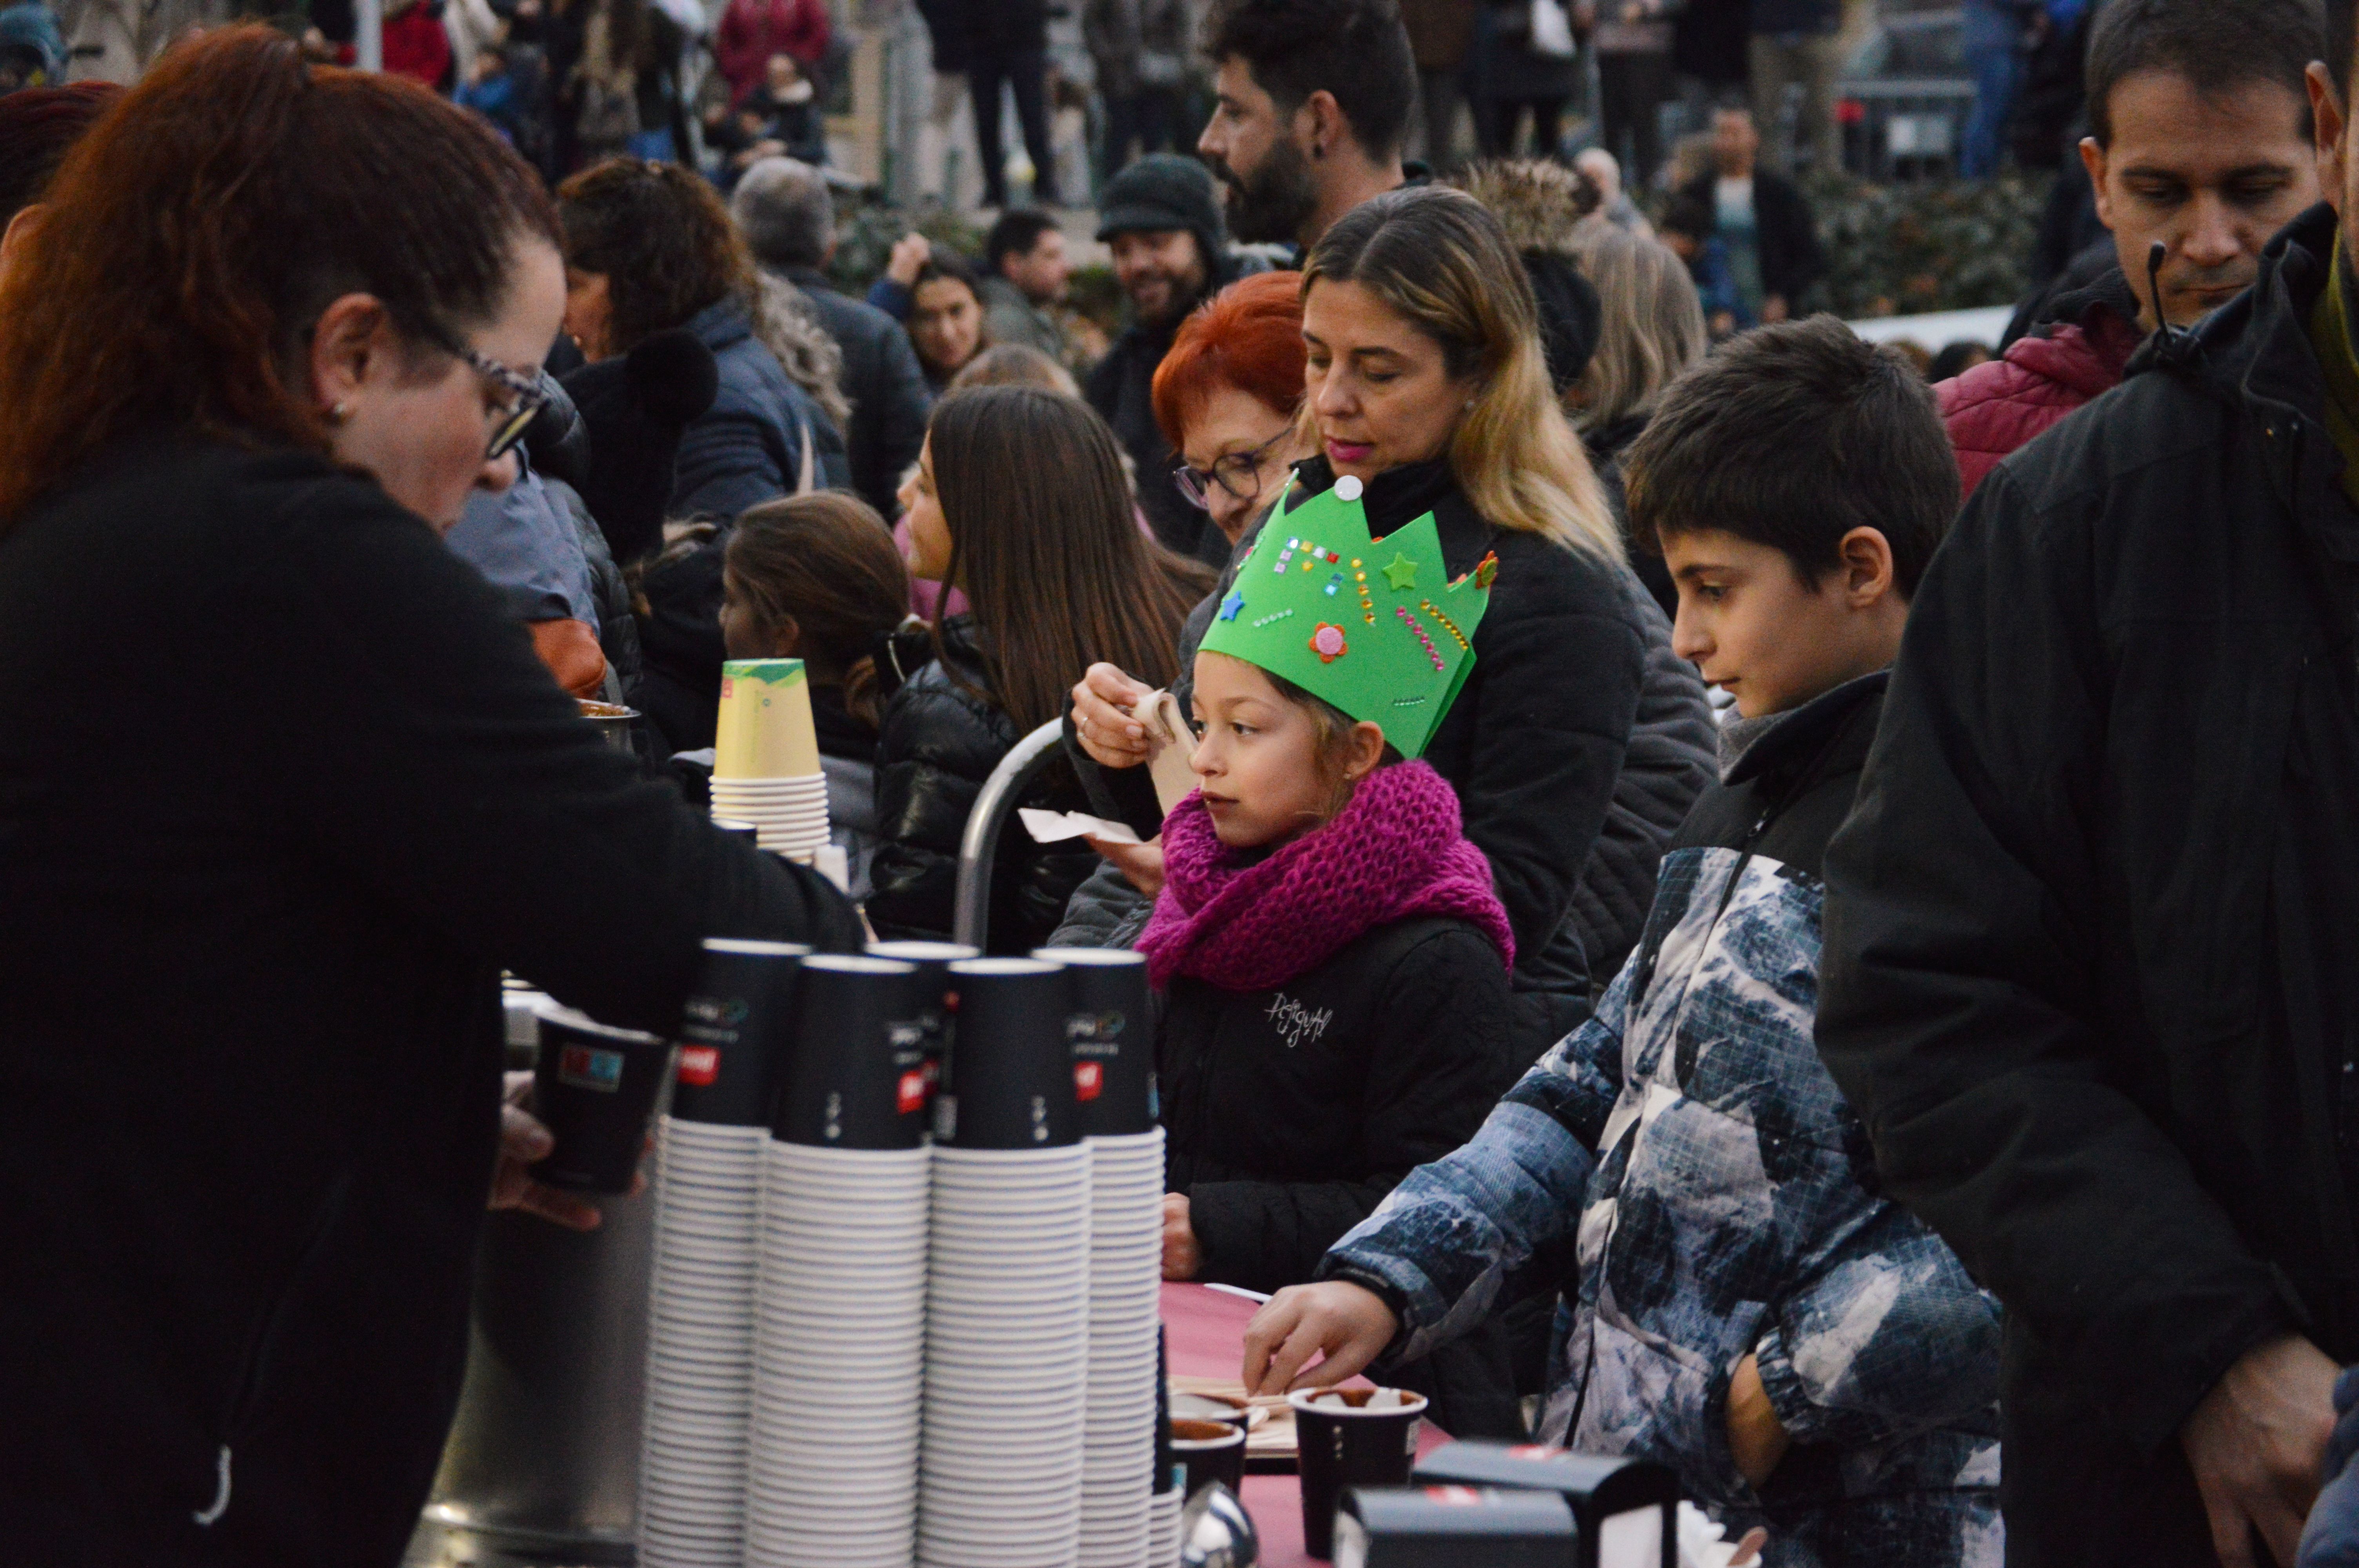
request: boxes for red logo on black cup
[1074,1061,1103,1102]
[897,1070,927,1115]
[677,1045,721,1086]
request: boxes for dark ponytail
[724,494,914,729]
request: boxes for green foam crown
[1197,476,1496,759]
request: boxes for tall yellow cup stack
[710,660,831,863]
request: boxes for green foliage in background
[827,196,986,293]
[1805,170,2050,318]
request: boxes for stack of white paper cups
[748,954,935,1568]
[640,938,807,1568]
[920,958,1094,1568]
[710,658,829,862]
[1038,947,1163,1568]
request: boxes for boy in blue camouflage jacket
[1243,319,2003,1566]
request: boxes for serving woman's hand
[489,1069,634,1231]
[1072,662,1156,769]
[1240,1280,1399,1396]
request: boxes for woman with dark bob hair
[0,30,860,1563]
[558,154,855,750]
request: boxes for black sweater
[1162,917,1521,1295]
[0,438,863,1566]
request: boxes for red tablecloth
[1160,1281,1448,1568]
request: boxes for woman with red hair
[1149,268,1314,551]
[0,29,859,1563]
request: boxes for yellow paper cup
[714,659,822,779]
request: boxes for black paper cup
[1170,1418,1247,1503]
[772,955,931,1149]
[867,941,977,1097]
[939,958,1080,1149]
[1290,1387,1430,1560]
[1156,1328,1176,1495]
[673,938,809,1125]
[1031,947,1155,1136]
[529,1004,674,1193]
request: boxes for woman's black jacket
[866,615,1099,953]
[0,438,864,1566]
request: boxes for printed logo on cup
[1030,1094,1049,1143]
[1426,1487,1485,1506]
[897,1070,928,1115]
[824,1090,844,1142]
[1074,1061,1104,1102]
[888,1020,927,1069]
[677,1045,722,1086]
[559,1044,625,1093]
[933,1095,958,1140]
[1066,1010,1127,1050]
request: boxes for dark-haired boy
[1244,318,1999,1566]
[1194,0,1418,254]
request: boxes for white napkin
[1019,808,1144,846]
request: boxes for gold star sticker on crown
[1381,552,1419,592]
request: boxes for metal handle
[951,719,1068,951]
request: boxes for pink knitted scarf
[1135,760,1514,992]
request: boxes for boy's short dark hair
[1657,193,1712,241]
[986,207,1061,273]
[1203,0,1417,160]
[1624,316,1957,597]
[2086,0,2322,146]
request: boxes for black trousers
[1597,48,1673,186]
[1476,94,1567,159]
[968,44,1057,206]
[1102,87,1180,177]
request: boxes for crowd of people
[21,0,2359,1564]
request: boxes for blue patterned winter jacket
[1323,675,2003,1567]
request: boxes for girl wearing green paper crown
[1136,479,1529,1439]
[1063,186,1713,1067]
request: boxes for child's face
[1663,527,1907,719]
[1187,653,1378,850]
[898,438,954,583]
[719,567,793,661]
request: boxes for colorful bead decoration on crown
[1196,474,1497,759]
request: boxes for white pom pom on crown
[1334,475,1363,502]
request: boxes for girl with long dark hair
[868,385,1213,950]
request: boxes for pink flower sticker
[1310,622,1348,663]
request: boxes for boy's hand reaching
[1241,1281,1398,1396]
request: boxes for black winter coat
[0,438,863,1566]
[1818,203,2359,1563]
[1162,913,1528,1439]
[781,265,933,519]
[1063,457,1708,1047]
[867,617,1100,952]
[1085,289,1234,569]
[1163,917,1520,1291]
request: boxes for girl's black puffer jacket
[867,616,1100,953]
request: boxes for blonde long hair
[1300,186,1621,563]
[1566,224,1706,435]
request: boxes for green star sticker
[1381,552,1419,592]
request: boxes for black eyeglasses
[458,347,549,462]
[1173,427,1293,510]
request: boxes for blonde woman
[1567,223,1707,619]
[1067,185,1710,1056]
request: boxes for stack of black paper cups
[1038,947,1163,1568]
[866,940,979,1107]
[747,953,934,1567]
[640,938,807,1568]
[919,957,1094,1568]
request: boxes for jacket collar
[687,296,754,353]
[781,265,838,296]
[1724,670,1888,791]
[1289,453,1472,541]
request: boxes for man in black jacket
[1675,105,1823,323]
[1085,153,1241,566]
[731,156,932,518]
[1815,10,2359,1557]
